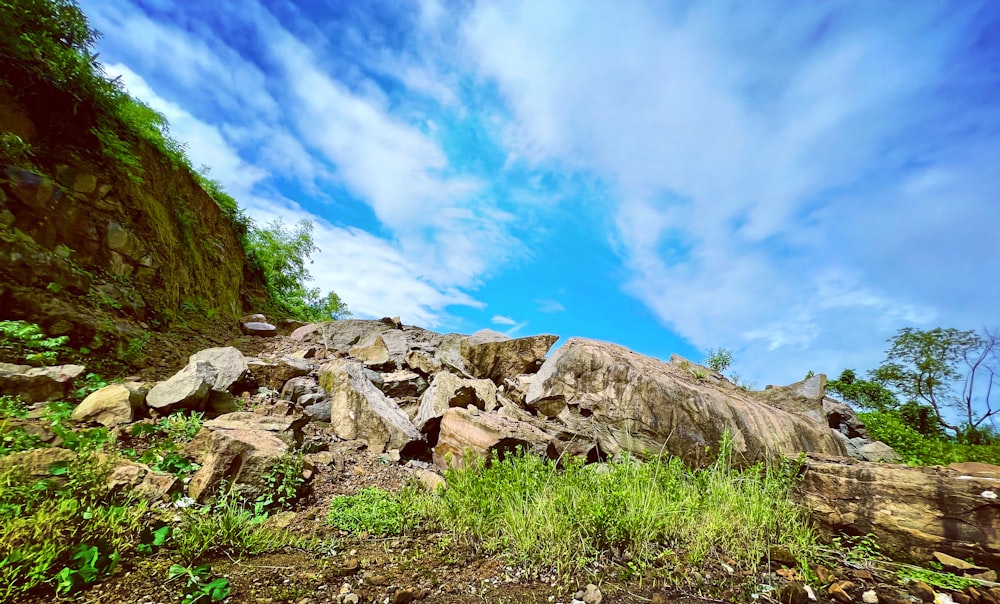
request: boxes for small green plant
[0,320,69,365]
[896,564,975,591]
[704,347,733,373]
[74,372,108,399]
[167,564,231,604]
[326,487,409,537]
[53,542,120,596]
[0,395,28,419]
[255,452,305,512]
[172,487,291,564]
[0,133,32,164]
[156,411,204,442]
[137,523,171,555]
[46,282,63,294]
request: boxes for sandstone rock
[583,584,603,604]
[5,166,55,209]
[433,407,553,469]
[0,447,75,476]
[242,321,277,337]
[71,382,146,426]
[795,456,1000,569]
[187,428,289,502]
[107,460,179,502]
[249,356,311,390]
[146,361,216,413]
[414,372,499,444]
[950,462,1000,479]
[828,581,856,603]
[204,403,307,445]
[414,468,446,492]
[526,339,847,466]
[349,334,392,369]
[824,397,869,439]
[405,349,441,375]
[377,370,428,399]
[0,362,85,402]
[933,551,990,574]
[461,332,559,384]
[106,221,145,260]
[319,359,423,455]
[188,347,249,393]
[757,374,827,423]
[858,440,902,463]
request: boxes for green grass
[425,438,818,577]
[327,487,414,537]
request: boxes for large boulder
[249,355,311,390]
[145,361,216,414]
[460,332,559,384]
[0,362,85,401]
[188,347,249,393]
[525,338,847,466]
[414,372,498,444]
[318,359,423,455]
[794,456,1000,570]
[203,402,307,445]
[186,428,289,502]
[433,407,553,469]
[70,382,147,427]
[755,374,827,423]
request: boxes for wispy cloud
[536,299,565,314]
[491,315,517,326]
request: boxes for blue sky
[78,0,1000,387]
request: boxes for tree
[826,369,899,412]
[246,219,350,322]
[871,327,998,434]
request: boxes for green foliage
[859,410,1000,466]
[326,487,413,537]
[426,437,816,576]
[0,427,45,457]
[704,348,733,373]
[0,133,33,165]
[172,488,291,564]
[136,523,171,555]
[827,369,900,413]
[0,452,142,600]
[896,563,975,591]
[255,453,305,512]
[73,372,107,399]
[245,219,350,322]
[0,396,28,419]
[167,564,231,604]
[53,542,120,596]
[156,411,204,442]
[0,320,68,365]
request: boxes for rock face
[794,456,1000,569]
[318,358,423,455]
[461,332,559,384]
[526,338,848,466]
[0,362,85,401]
[433,407,553,469]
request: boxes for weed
[0,396,28,419]
[53,542,120,596]
[118,332,150,364]
[0,320,69,365]
[255,452,305,512]
[156,411,204,442]
[0,133,32,165]
[326,488,411,537]
[74,372,108,399]
[896,563,975,591]
[167,564,231,604]
[426,435,817,577]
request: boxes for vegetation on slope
[0,0,348,323]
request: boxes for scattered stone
[910,581,936,603]
[777,583,810,604]
[0,362,86,402]
[243,322,277,337]
[828,581,856,603]
[583,584,603,604]
[71,382,146,426]
[188,347,249,393]
[146,361,216,413]
[814,565,835,584]
[863,589,879,604]
[348,334,392,369]
[933,551,989,573]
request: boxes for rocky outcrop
[525,338,848,466]
[0,362,85,401]
[794,455,1000,569]
[414,371,499,441]
[461,332,559,385]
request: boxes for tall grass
[426,435,817,576]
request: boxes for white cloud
[491,315,516,325]
[536,299,565,314]
[464,1,998,383]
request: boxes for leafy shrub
[859,410,1000,466]
[0,320,69,365]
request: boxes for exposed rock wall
[0,90,266,352]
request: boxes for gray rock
[70,382,146,426]
[0,362,86,402]
[188,347,249,393]
[460,332,559,385]
[146,361,216,413]
[319,358,423,455]
[242,322,277,337]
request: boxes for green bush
[326,487,411,537]
[859,410,1000,466]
